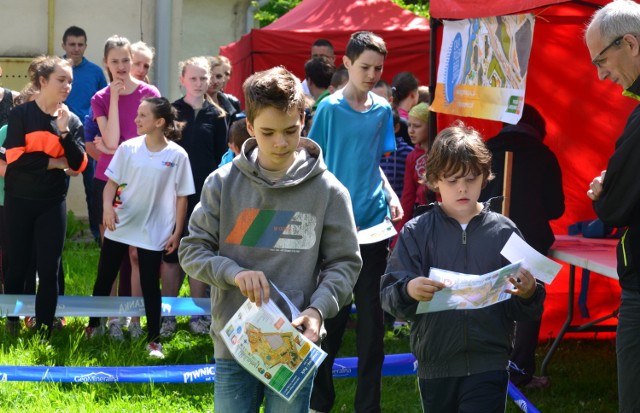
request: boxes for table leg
[540,264,575,376]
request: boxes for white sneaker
[147,342,165,359]
[189,317,210,335]
[160,317,177,338]
[128,322,145,339]
[107,319,124,341]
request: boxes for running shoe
[189,317,211,335]
[107,319,125,341]
[128,322,145,340]
[160,317,177,338]
[84,325,104,339]
[147,342,165,359]
[24,316,36,329]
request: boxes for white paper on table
[357,218,397,244]
[416,260,522,314]
[500,232,562,284]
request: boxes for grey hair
[588,0,640,42]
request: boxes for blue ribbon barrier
[0,352,540,412]
[508,381,542,413]
[0,295,210,317]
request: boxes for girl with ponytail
[85,97,194,359]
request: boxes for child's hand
[291,307,322,343]
[388,194,404,223]
[109,79,126,98]
[55,103,71,133]
[103,207,119,231]
[235,270,270,306]
[506,268,537,299]
[164,232,181,254]
[407,276,446,302]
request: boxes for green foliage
[0,241,619,411]
[252,0,429,28]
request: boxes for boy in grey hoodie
[178,66,362,413]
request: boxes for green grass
[0,214,620,412]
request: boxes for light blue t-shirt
[218,148,235,168]
[309,90,395,230]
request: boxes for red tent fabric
[220,0,430,106]
[431,0,627,339]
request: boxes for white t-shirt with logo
[105,136,195,251]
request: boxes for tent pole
[428,17,440,148]
[502,151,513,218]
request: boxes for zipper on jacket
[622,228,629,267]
[462,229,468,272]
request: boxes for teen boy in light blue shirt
[309,31,402,413]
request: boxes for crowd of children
[0,24,555,413]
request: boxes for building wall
[0,0,250,219]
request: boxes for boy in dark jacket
[381,121,545,413]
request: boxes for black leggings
[89,238,162,342]
[4,194,66,330]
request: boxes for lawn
[0,216,619,412]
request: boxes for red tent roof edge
[430,0,609,19]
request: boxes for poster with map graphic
[430,14,535,124]
[417,261,522,314]
[221,299,327,402]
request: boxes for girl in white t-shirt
[85,97,195,358]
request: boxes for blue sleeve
[382,109,396,153]
[98,69,108,90]
[308,101,329,152]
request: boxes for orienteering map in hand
[221,298,327,402]
[417,261,522,314]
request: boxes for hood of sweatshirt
[234,137,327,188]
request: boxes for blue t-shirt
[218,148,235,168]
[309,90,395,230]
[65,57,108,121]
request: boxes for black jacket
[480,124,565,255]
[381,203,545,379]
[172,98,228,211]
[594,78,640,291]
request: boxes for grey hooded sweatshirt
[178,137,362,360]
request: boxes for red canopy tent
[430,0,630,339]
[220,0,430,106]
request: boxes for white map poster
[430,14,535,124]
[416,261,522,314]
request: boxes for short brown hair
[345,31,387,63]
[243,67,305,124]
[229,118,251,148]
[425,121,494,191]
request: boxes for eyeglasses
[592,36,624,68]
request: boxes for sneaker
[524,375,550,390]
[6,319,20,336]
[107,319,125,341]
[53,317,66,330]
[189,317,210,335]
[128,322,145,340]
[24,316,36,329]
[119,316,131,329]
[160,317,177,338]
[84,325,104,339]
[147,342,165,359]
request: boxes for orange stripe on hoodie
[225,208,261,244]
[6,131,65,164]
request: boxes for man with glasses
[586,1,640,412]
